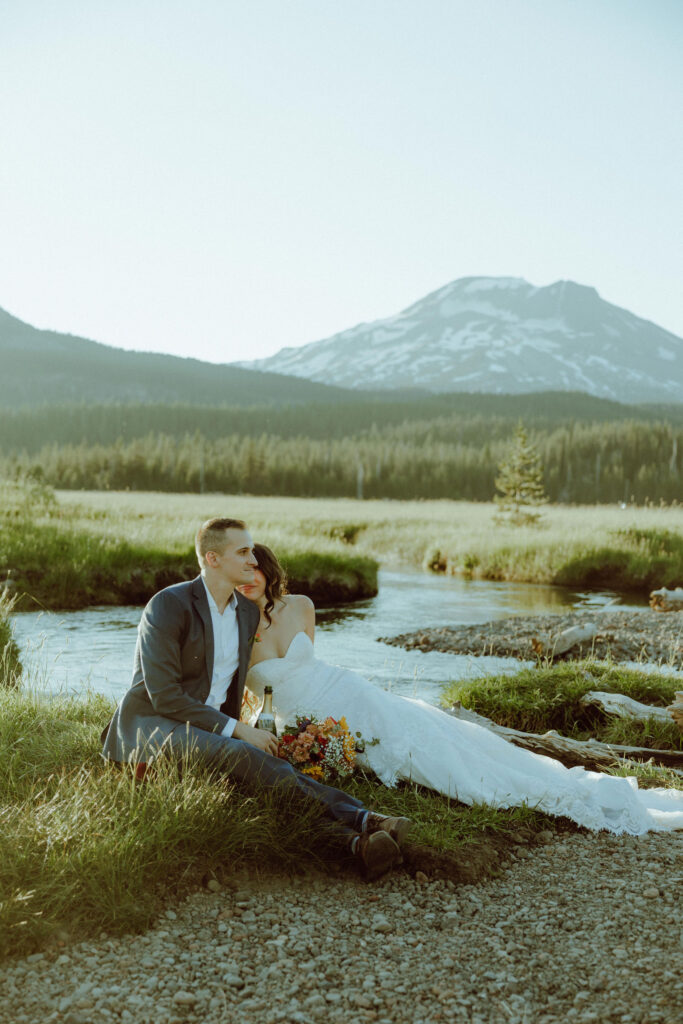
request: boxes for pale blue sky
[1,0,681,363]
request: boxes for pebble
[0,831,681,1024]
[172,991,196,1005]
[222,974,244,989]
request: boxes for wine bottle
[256,685,277,737]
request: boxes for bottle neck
[263,691,273,714]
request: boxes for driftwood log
[667,692,683,733]
[531,623,598,659]
[580,690,673,724]
[445,702,683,772]
[649,587,683,612]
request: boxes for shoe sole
[362,833,403,882]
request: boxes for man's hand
[232,721,279,757]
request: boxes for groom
[101,516,410,879]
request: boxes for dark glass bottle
[256,685,277,737]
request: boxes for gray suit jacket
[101,576,261,763]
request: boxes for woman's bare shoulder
[281,593,314,612]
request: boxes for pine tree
[494,422,548,525]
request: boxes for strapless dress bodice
[246,631,314,696]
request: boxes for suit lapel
[191,576,214,684]
[230,593,261,718]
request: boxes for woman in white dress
[238,546,683,836]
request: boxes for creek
[12,570,644,705]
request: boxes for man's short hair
[195,517,247,566]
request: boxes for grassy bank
[2,658,680,959]
[441,660,683,754]
[57,491,683,596]
[0,685,552,960]
[0,481,377,610]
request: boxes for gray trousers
[163,724,367,844]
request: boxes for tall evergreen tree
[494,423,548,525]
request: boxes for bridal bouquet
[277,715,358,782]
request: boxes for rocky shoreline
[381,609,683,668]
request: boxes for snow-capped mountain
[238,277,683,403]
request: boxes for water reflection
[12,570,646,706]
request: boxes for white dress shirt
[202,578,241,738]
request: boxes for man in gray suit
[101,517,409,879]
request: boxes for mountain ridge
[0,304,416,408]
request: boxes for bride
[238,545,683,835]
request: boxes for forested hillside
[2,411,681,503]
[2,387,681,503]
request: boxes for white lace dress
[246,632,683,835]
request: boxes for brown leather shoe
[365,812,413,848]
[353,831,403,881]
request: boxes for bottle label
[256,713,277,737]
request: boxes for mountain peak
[237,274,683,404]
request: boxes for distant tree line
[2,419,681,503]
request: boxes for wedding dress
[246,632,683,834]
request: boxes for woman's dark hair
[253,543,288,626]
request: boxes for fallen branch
[580,690,673,724]
[531,623,598,659]
[650,587,683,612]
[445,702,683,773]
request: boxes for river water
[12,571,644,705]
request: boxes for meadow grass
[57,490,683,596]
[0,684,554,960]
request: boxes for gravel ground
[2,831,681,1024]
[382,609,683,667]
